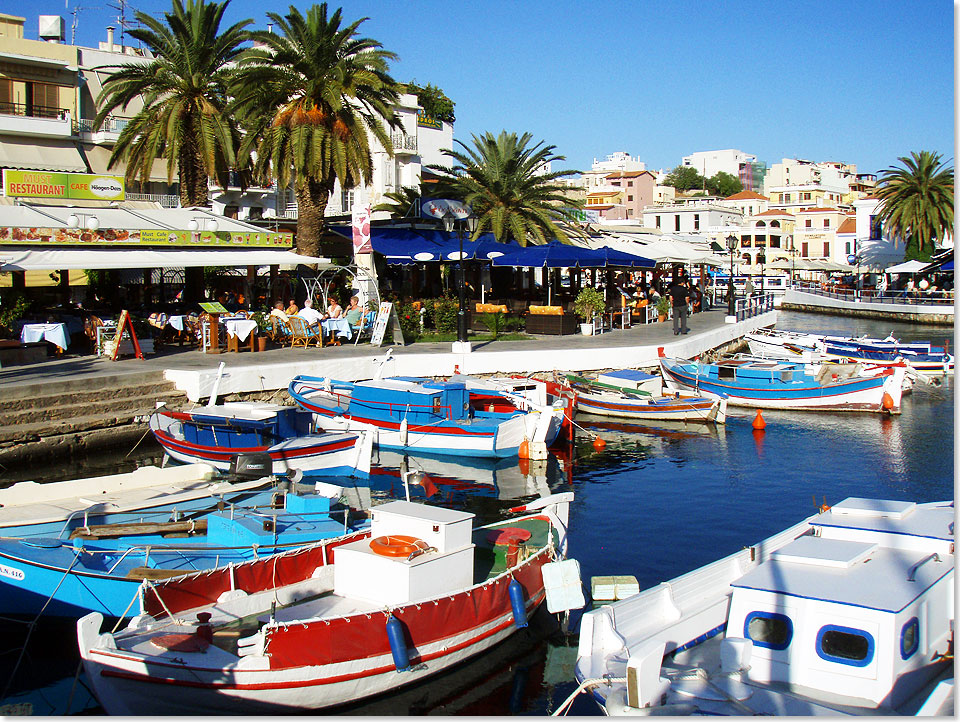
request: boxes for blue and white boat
[659,356,905,413]
[0,482,363,619]
[150,402,373,478]
[288,376,564,458]
[571,497,954,715]
[821,338,954,376]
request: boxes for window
[744,611,794,650]
[675,216,680,232]
[802,192,811,201]
[801,242,809,257]
[823,242,830,257]
[627,195,633,202]
[655,215,661,229]
[900,617,919,660]
[770,220,780,228]
[756,220,766,228]
[824,219,830,228]
[845,241,851,254]
[870,215,882,240]
[817,625,875,667]
[783,193,791,203]
[770,236,781,248]
[805,219,812,228]
[694,214,700,230]
[627,209,633,217]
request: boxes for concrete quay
[781,288,954,325]
[0,308,777,468]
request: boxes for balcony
[390,132,418,155]
[0,103,72,138]
[127,192,180,208]
[76,115,132,144]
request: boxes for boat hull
[575,391,725,423]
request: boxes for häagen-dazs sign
[3,170,125,201]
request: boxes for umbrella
[884,259,929,274]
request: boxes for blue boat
[0,485,365,619]
[659,356,905,413]
[288,375,563,458]
[821,338,953,375]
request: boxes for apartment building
[641,199,742,235]
[682,148,756,177]
[719,189,769,218]
[580,151,646,191]
[792,207,850,263]
[738,209,795,265]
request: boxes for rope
[552,676,626,716]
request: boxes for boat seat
[126,567,190,581]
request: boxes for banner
[421,198,471,220]
[3,170,125,201]
[0,226,293,247]
[352,203,372,254]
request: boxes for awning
[82,145,174,184]
[491,240,654,268]
[884,259,928,274]
[0,139,87,173]
[0,248,331,271]
[366,227,522,263]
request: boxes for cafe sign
[3,170,125,201]
[0,226,293,247]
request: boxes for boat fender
[369,535,429,557]
[399,418,408,446]
[882,392,895,410]
[386,615,411,672]
[508,579,528,629]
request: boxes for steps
[0,371,186,464]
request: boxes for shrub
[574,287,606,322]
[426,294,459,333]
[0,294,30,338]
[481,311,506,339]
[395,301,421,342]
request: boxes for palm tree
[874,151,954,261]
[373,186,421,219]
[94,0,251,207]
[232,4,402,257]
[429,131,583,246]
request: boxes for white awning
[0,248,332,271]
[884,259,928,274]
[0,139,87,173]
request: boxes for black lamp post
[758,251,766,299]
[442,211,478,344]
[725,234,738,316]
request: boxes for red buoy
[752,409,766,430]
[518,439,531,459]
[593,437,606,451]
[881,392,895,410]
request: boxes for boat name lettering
[0,564,25,581]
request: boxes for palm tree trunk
[178,128,209,207]
[294,178,332,258]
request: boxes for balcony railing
[75,115,132,135]
[390,132,418,153]
[0,101,69,120]
[127,192,180,208]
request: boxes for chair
[288,316,323,348]
[351,310,378,344]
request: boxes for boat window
[816,625,875,667]
[744,611,793,650]
[780,370,793,382]
[900,617,919,660]
[718,366,737,380]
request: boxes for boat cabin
[725,498,954,708]
[181,403,311,448]
[349,378,472,424]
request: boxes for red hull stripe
[154,429,354,461]
[300,402,497,438]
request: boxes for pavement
[0,308,778,400]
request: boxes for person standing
[668,278,691,335]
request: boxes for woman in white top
[325,298,344,345]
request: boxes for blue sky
[31,0,955,176]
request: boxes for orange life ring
[369,535,429,557]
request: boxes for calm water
[0,311,953,716]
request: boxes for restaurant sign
[3,170,125,201]
[0,226,293,247]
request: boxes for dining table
[224,318,258,352]
[20,322,69,352]
[321,317,352,341]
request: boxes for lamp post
[725,234,738,318]
[847,252,861,299]
[442,211,478,348]
[757,251,766,301]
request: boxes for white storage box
[370,500,474,554]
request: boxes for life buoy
[369,535,429,557]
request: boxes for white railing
[390,132,418,153]
[127,193,180,208]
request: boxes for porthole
[744,611,793,650]
[816,624,875,667]
[900,617,919,660]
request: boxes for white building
[764,159,856,195]
[682,149,757,179]
[581,151,646,191]
[642,200,743,235]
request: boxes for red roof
[725,190,768,201]
[604,170,654,179]
[837,217,857,233]
[755,209,792,217]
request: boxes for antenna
[107,0,136,46]
[68,4,101,45]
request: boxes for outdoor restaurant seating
[467,302,510,331]
[523,305,578,335]
[288,315,323,348]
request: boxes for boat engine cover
[229,452,273,481]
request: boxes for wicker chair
[288,316,323,348]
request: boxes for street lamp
[442,211,478,346]
[725,234,738,317]
[757,251,766,299]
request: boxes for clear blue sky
[30,0,955,176]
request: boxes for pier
[781,285,954,325]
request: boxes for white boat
[569,498,955,716]
[745,328,825,359]
[77,493,583,714]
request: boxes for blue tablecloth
[322,317,352,339]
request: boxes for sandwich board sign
[370,302,406,347]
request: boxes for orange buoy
[518,456,530,476]
[593,437,606,450]
[369,535,429,557]
[752,409,766,430]
[518,439,531,459]
[881,392,895,410]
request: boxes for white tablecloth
[322,317,352,339]
[167,315,187,332]
[21,323,69,350]
[224,319,258,342]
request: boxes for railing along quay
[793,281,954,306]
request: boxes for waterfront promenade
[0,308,777,402]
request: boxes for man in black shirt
[668,278,690,335]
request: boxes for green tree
[708,171,743,197]
[405,81,455,123]
[663,165,705,192]
[94,0,251,206]
[373,186,421,218]
[233,3,402,257]
[429,131,583,246]
[874,150,954,261]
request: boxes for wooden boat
[659,355,905,413]
[288,375,564,458]
[77,493,583,714]
[563,372,726,424]
[150,402,373,478]
[570,497,955,716]
[0,463,274,539]
[0,481,360,619]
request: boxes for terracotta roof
[755,209,792,217]
[796,207,839,213]
[587,204,615,210]
[725,190,768,201]
[604,170,654,179]
[587,191,620,198]
[837,217,857,234]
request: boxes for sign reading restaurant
[0,226,293,247]
[3,170,125,201]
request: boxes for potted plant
[655,295,670,322]
[251,311,269,351]
[574,287,606,336]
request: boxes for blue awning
[491,241,655,269]
[359,227,522,264]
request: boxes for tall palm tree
[232,4,402,257]
[94,0,251,206]
[429,131,583,246]
[874,150,954,261]
[373,186,421,219]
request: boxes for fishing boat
[77,493,583,714]
[563,372,726,424]
[0,480,362,619]
[288,375,564,458]
[659,356,905,413]
[821,338,953,376]
[745,328,824,360]
[569,497,955,716]
[149,402,373,478]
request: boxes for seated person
[297,298,324,328]
[326,297,343,319]
[285,299,299,316]
[344,296,363,327]
[269,301,289,322]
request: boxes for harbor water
[0,311,953,715]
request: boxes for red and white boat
[77,493,581,714]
